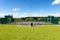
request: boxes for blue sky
[0,0,60,18]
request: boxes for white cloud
[13,13,60,18]
[52,0,60,5]
[0,12,60,18]
[0,12,46,18]
[0,13,9,18]
[13,8,21,11]
[29,13,47,17]
[49,13,60,17]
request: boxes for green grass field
[0,24,60,40]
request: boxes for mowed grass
[0,25,60,40]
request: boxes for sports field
[0,24,60,40]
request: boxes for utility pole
[30,6,33,26]
[30,6,32,19]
